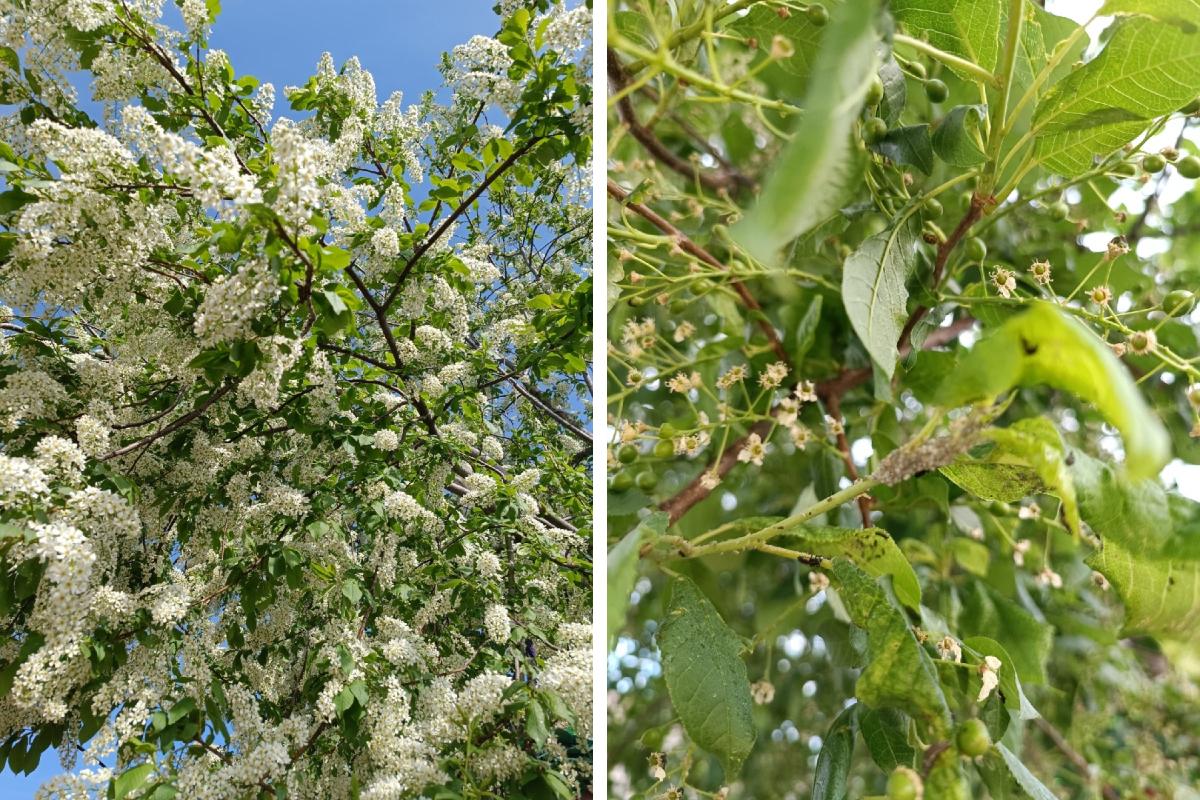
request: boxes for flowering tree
[0,0,592,798]
[608,0,1200,797]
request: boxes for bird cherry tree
[0,0,592,798]
[608,0,1200,797]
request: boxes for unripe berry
[956,718,992,758]
[806,3,828,26]
[610,471,633,492]
[1178,155,1200,179]
[865,74,885,107]
[1163,289,1196,317]
[965,237,987,262]
[863,116,887,144]
[924,79,948,103]
[921,197,943,219]
[617,444,638,464]
[1142,153,1166,174]
[1111,162,1137,178]
[1047,201,1070,220]
[653,439,675,458]
[908,62,928,80]
[886,766,924,800]
[635,471,658,492]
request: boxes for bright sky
[0,5,501,795]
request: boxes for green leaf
[0,188,37,214]
[1087,537,1200,642]
[958,581,1053,685]
[115,763,156,799]
[1032,16,1200,176]
[963,637,1038,720]
[607,512,665,643]
[780,525,922,610]
[1102,0,1200,28]
[732,0,880,262]
[870,124,934,174]
[829,559,951,732]
[811,703,858,800]
[658,577,756,777]
[997,742,1058,800]
[932,105,988,167]
[935,301,1170,480]
[926,747,971,800]
[1069,448,1173,554]
[859,708,916,772]
[892,0,1002,75]
[341,578,363,604]
[526,700,549,747]
[841,219,919,378]
[727,5,830,80]
[793,294,824,365]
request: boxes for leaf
[870,124,934,174]
[1102,0,1200,30]
[877,53,908,126]
[841,219,919,378]
[732,0,879,262]
[811,703,858,800]
[926,746,971,800]
[963,637,1039,720]
[997,743,1059,800]
[793,294,824,365]
[780,525,922,610]
[829,559,951,732]
[1069,448,1173,554]
[658,577,756,777]
[892,0,1002,75]
[341,578,362,604]
[935,301,1170,480]
[958,581,1053,685]
[115,763,156,799]
[526,700,549,747]
[607,512,665,643]
[1086,537,1200,642]
[933,105,988,166]
[1032,16,1200,177]
[859,708,916,772]
[727,5,830,80]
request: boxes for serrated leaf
[892,0,1002,75]
[727,5,829,79]
[115,763,156,799]
[1069,448,1173,554]
[1032,16,1200,176]
[658,577,756,777]
[811,703,858,800]
[607,512,665,643]
[997,742,1058,800]
[877,53,907,126]
[870,124,934,174]
[859,708,916,771]
[1087,537,1200,642]
[841,219,919,378]
[732,0,879,262]
[933,105,987,166]
[780,525,922,610]
[935,301,1170,480]
[829,559,951,733]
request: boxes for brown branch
[657,317,976,525]
[608,178,789,364]
[102,383,232,460]
[1034,717,1120,800]
[608,49,750,194]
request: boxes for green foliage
[609,0,1200,796]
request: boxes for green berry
[924,78,948,103]
[921,197,943,219]
[1142,153,1166,174]
[1178,155,1200,179]
[627,295,645,307]
[956,718,992,758]
[1111,162,1137,178]
[610,471,633,493]
[635,471,658,492]
[806,3,828,25]
[886,766,923,800]
[658,422,676,439]
[908,62,928,80]
[1164,289,1196,317]
[865,74,885,107]
[1047,201,1070,221]
[1182,97,1200,115]
[863,116,887,144]
[669,299,687,315]
[965,237,987,262]
[653,439,675,459]
[617,444,638,464]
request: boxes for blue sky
[0,3,501,795]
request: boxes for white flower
[977,655,1002,702]
[373,429,400,451]
[483,604,511,642]
[737,433,768,466]
[936,636,962,662]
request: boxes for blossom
[936,636,962,662]
[758,360,789,390]
[977,655,1003,702]
[737,433,768,466]
[991,267,1016,299]
[373,429,400,451]
[666,371,701,394]
[751,680,776,704]
[1090,285,1113,306]
[1028,259,1052,285]
[1128,329,1157,355]
[483,604,511,642]
[716,365,747,390]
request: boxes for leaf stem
[983,0,1026,194]
[893,34,998,87]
